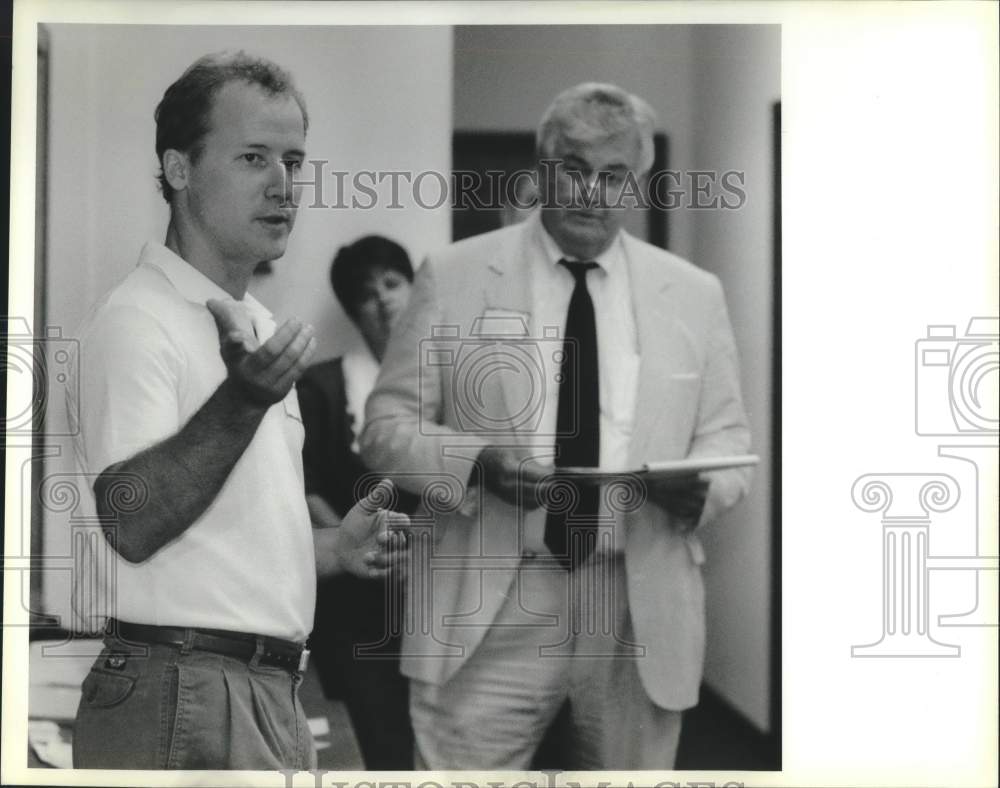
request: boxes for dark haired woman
[297,235,416,768]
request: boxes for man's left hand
[323,479,410,579]
[643,473,709,532]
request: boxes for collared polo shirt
[67,241,315,641]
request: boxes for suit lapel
[476,226,537,442]
[481,225,534,314]
[475,225,689,458]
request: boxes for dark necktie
[544,259,600,569]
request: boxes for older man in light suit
[361,83,751,770]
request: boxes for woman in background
[297,235,416,769]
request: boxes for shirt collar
[138,240,272,322]
[529,209,624,274]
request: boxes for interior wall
[688,25,780,734]
[40,24,453,626]
[454,24,778,731]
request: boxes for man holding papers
[361,82,752,769]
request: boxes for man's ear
[162,149,190,194]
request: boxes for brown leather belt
[106,619,309,673]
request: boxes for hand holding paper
[643,473,710,530]
[551,454,759,481]
[641,455,758,529]
[548,454,760,530]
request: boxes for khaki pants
[73,635,316,770]
[410,552,682,770]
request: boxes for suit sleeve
[359,256,492,498]
[690,277,753,528]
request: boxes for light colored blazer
[361,220,751,710]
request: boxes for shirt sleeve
[74,304,183,478]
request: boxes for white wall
[688,25,780,733]
[41,24,453,624]
[454,25,779,731]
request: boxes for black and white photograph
[2,3,996,788]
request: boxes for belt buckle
[298,648,310,673]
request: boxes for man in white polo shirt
[67,52,404,770]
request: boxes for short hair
[536,82,657,175]
[330,236,415,317]
[154,51,309,203]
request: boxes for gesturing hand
[334,479,410,579]
[207,299,317,407]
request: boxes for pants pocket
[167,655,297,770]
[72,652,161,769]
[166,658,225,769]
[79,667,137,708]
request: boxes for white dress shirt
[516,212,641,554]
[341,341,381,454]
[528,211,641,471]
